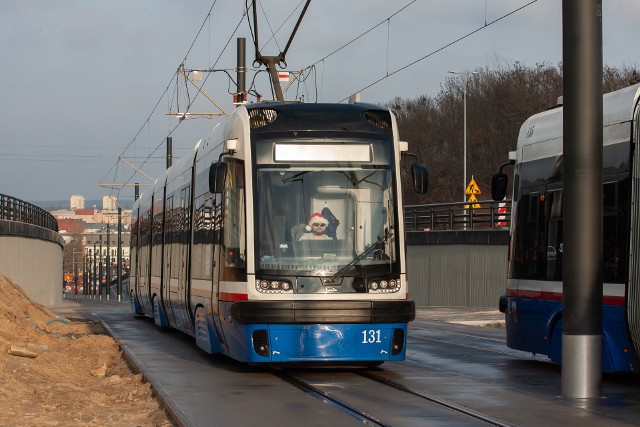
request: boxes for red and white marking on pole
[278,72,290,82]
[495,201,507,228]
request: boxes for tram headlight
[368,278,400,293]
[255,278,294,293]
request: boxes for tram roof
[517,83,640,151]
[245,101,393,135]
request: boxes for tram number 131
[361,329,382,344]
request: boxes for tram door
[141,206,153,315]
[628,103,640,360]
[131,206,141,306]
[175,185,192,331]
[163,196,178,327]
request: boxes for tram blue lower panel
[220,320,407,363]
[505,297,638,373]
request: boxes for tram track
[357,370,512,427]
[266,325,523,425]
[273,368,513,426]
[273,370,389,426]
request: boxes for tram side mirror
[209,162,227,194]
[411,163,429,194]
[491,173,508,201]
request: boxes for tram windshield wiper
[325,229,392,283]
[281,170,311,184]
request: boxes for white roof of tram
[515,83,640,162]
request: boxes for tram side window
[221,159,247,281]
[151,200,165,277]
[194,168,223,245]
[603,181,628,283]
[516,192,546,279]
[180,186,190,244]
[192,166,223,281]
[137,210,150,281]
[130,216,138,279]
[515,181,628,283]
[545,191,563,281]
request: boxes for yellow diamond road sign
[465,177,481,195]
[465,193,481,209]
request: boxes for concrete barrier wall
[406,230,509,308]
[0,218,509,309]
[0,220,64,307]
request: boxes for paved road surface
[51,298,640,426]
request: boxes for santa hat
[305,212,329,231]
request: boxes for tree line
[391,62,639,205]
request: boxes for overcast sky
[1,0,637,204]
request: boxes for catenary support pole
[106,224,110,301]
[117,207,122,303]
[93,243,97,299]
[166,137,173,169]
[237,37,246,95]
[99,236,103,300]
[561,0,603,398]
[83,254,87,298]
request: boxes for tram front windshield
[256,167,398,281]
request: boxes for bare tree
[391,62,638,205]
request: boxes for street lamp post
[106,223,111,302]
[93,244,97,299]
[117,207,122,302]
[448,70,478,204]
[99,232,103,300]
[72,249,82,298]
[82,248,91,299]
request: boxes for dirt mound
[0,274,171,426]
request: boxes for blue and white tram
[496,83,640,372]
[129,101,428,364]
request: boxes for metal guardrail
[404,199,511,231]
[0,194,58,232]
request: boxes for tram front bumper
[229,300,416,324]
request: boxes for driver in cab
[299,213,333,240]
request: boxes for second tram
[129,101,427,364]
[496,83,640,372]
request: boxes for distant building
[51,206,131,227]
[70,194,85,210]
[53,195,133,276]
[75,208,100,223]
[103,195,117,211]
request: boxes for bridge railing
[404,199,511,231]
[0,194,58,232]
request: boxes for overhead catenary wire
[103,1,247,201]
[339,0,539,102]
[258,0,307,53]
[102,0,541,201]
[108,0,311,198]
[101,1,416,193]
[99,0,223,198]
[308,1,417,69]
[279,0,416,102]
